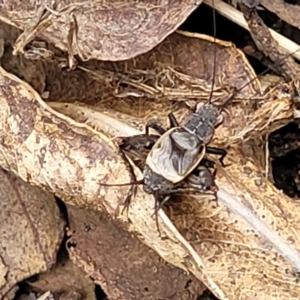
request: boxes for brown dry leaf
[66,204,206,300]
[78,31,260,108]
[240,2,300,81]
[0,169,65,298]
[260,0,300,31]
[29,255,96,300]
[0,65,135,213]
[0,0,203,62]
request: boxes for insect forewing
[146,128,182,182]
[146,128,206,183]
[170,131,200,150]
[170,130,205,176]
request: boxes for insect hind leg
[206,146,228,167]
[187,166,215,192]
[151,194,171,237]
[168,112,180,128]
[145,121,167,135]
[119,149,139,215]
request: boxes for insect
[101,91,230,235]
[115,99,228,232]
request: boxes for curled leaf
[0,169,65,298]
[0,0,203,61]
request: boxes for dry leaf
[0,0,203,61]
[0,169,65,298]
[0,17,300,299]
[66,204,206,300]
[261,0,300,31]
[0,65,134,213]
[78,31,260,108]
[241,2,300,81]
[29,256,96,300]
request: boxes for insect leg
[152,194,171,236]
[119,149,138,214]
[120,135,158,160]
[168,112,180,127]
[206,146,227,167]
[154,194,162,236]
[145,121,167,135]
[200,158,216,169]
[186,166,215,192]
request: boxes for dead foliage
[66,204,206,299]
[1,1,300,300]
[261,0,300,31]
[0,0,203,62]
[0,169,65,298]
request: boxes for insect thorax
[143,165,175,195]
[182,112,215,144]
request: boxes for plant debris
[0,169,65,298]
[1,1,300,300]
[66,204,207,299]
[0,0,203,62]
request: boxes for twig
[203,0,300,61]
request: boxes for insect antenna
[207,0,217,105]
[218,46,300,112]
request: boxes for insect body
[116,102,228,234]
[182,102,224,144]
[137,102,227,195]
[118,127,217,234]
[144,127,206,189]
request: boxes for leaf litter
[1,1,300,299]
[0,169,65,299]
[66,203,206,299]
[0,0,204,62]
[27,251,96,300]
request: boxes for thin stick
[203,0,300,61]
